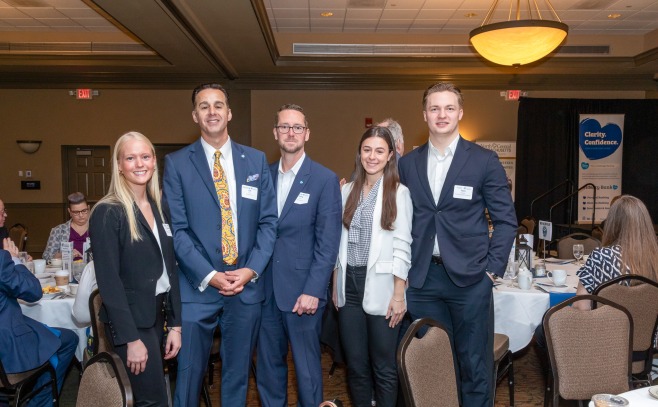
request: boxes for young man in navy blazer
[164,83,277,407]
[398,83,517,406]
[257,104,342,407]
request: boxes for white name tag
[242,185,258,200]
[453,185,473,200]
[294,192,310,205]
[162,224,173,237]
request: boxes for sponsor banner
[477,141,516,201]
[578,114,624,223]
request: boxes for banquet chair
[591,225,603,242]
[556,233,601,259]
[543,295,632,407]
[520,216,536,235]
[88,289,111,358]
[0,358,58,406]
[493,333,514,406]
[397,318,459,407]
[8,223,28,252]
[76,351,133,407]
[593,275,658,386]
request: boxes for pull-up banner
[578,114,624,224]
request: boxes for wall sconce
[16,140,42,154]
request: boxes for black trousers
[338,265,400,407]
[110,293,168,407]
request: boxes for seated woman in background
[0,198,8,240]
[574,194,658,310]
[43,192,89,261]
[534,195,658,375]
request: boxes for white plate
[536,281,568,288]
[18,298,41,305]
[649,386,658,400]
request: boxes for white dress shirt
[199,136,239,290]
[427,135,460,256]
[277,153,305,216]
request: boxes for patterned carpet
[53,341,654,406]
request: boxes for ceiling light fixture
[469,0,568,67]
[320,12,333,17]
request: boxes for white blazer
[335,181,412,316]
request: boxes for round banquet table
[588,387,658,406]
[493,259,580,352]
[20,296,89,361]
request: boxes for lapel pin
[300,180,304,184]
[241,154,245,158]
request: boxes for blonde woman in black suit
[90,131,182,406]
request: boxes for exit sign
[506,90,521,101]
[76,88,93,100]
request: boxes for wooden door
[62,146,111,204]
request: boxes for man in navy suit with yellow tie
[257,104,342,406]
[398,83,517,406]
[164,83,277,406]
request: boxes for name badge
[453,185,473,200]
[162,224,173,237]
[242,185,258,200]
[294,192,310,205]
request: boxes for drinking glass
[573,244,584,265]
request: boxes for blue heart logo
[581,162,589,170]
[579,118,622,160]
[612,185,618,190]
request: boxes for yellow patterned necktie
[213,150,238,265]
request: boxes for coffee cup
[54,270,70,288]
[49,258,63,268]
[69,283,79,295]
[548,269,567,286]
[33,259,47,274]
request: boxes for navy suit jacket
[398,137,517,288]
[0,250,60,373]
[89,199,182,345]
[264,156,342,311]
[163,138,277,304]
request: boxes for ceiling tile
[385,0,425,8]
[17,7,64,18]
[310,17,344,27]
[39,18,78,27]
[344,18,378,28]
[310,26,343,32]
[309,0,347,7]
[275,17,310,28]
[345,8,381,18]
[270,0,308,8]
[0,7,27,18]
[381,9,419,19]
[623,10,658,20]
[411,19,447,28]
[376,19,411,28]
[417,9,457,19]
[273,8,309,19]
[57,8,99,19]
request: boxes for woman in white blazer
[333,126,412,407]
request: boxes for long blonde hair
[93,131,163,242]
[603,195,658,281]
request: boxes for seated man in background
[0,238,77,407]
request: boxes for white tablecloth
[588,387,658,406]
[20,296,89,361]
[494,260,580,352]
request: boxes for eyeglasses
[275,125,307,134]
[70,208,89,216]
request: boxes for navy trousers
[406,262,494,407]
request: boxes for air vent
[0,42,154,55]
[293,43,610,56]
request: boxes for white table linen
[494,260,580,352]
[588,387,658,406]
[20,296,89,361]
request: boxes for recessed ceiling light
[465,12,477,18]
[320,12,333,17]
[608,13,622,19]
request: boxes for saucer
[649,386,658,399]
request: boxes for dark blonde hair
[603,195,658,281]
[343,126,398,231]
[422,82,463,109]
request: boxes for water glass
[18,251,29,264]
[572,244,584,265]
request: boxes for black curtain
[515,98,658,229]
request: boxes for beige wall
[251,89,521,180]
[0,87,646,255]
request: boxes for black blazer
[89,198,182,346]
